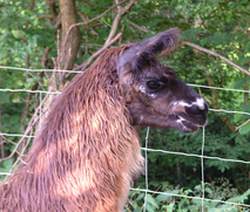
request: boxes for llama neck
[1,71,143,211]
[28,81,139,179]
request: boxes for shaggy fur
[0,46,144,212]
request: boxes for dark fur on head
[117,28,180,73]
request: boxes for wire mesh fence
[0,65,249,211]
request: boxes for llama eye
[146,80,164,91]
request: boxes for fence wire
[0,66,249,211]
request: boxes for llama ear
[117,28,181,82]
[137,27,181,56]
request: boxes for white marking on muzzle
[176,116,185,124]
[173,98,206,110]
[174,101,192,107]
[195,98,205,110]
[176,116,189,130]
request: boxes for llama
[0,28,208,211]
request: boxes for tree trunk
[58,0,80,71]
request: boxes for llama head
[117,28,208,132]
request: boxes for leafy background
[0,0,249,211]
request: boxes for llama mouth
[176,115,205,132]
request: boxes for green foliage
[127,180,249,211]
[239,123,250,136]
[0,159,13,180]
[0,0,249,210]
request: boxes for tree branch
[62,0,129,39]
[75,33,122,71]
[75,0,137,71]
[58,0,131,75]
[0,95,47,165]
[104,0,122,45]
[183,41,250,76]
[127,19,149,33]
[236,119,250,131]
[105,0,137,45]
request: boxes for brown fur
[0,46,144,212]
